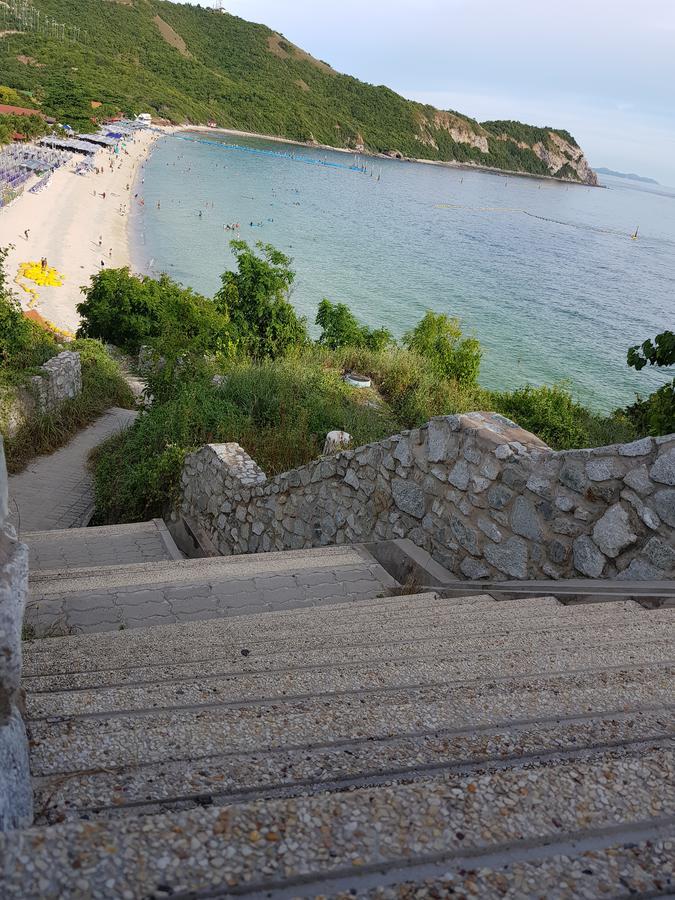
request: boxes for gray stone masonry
[0,436,31,830]
[175,412,675,582]
[29,350,82,415]
[1,350,82,438]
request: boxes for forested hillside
[0,0,596,183]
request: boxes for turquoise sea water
[133,132,674,412]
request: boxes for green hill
[0,0,597,183]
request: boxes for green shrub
[626,330,675,436]
[624,381,675,438]
[403,311,482,386]
[490,383,635,450]
[316,298,393,352]
[215,241,308,360]
[77,267,230,356]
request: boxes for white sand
[0,128,164,336]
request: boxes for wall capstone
[173,412,675,582]
[0,436,32,830]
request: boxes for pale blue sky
[185,1,675,184]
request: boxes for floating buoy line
[435,203,645,240]
[175,135,375,176]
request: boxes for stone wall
[0,350,82,438]
[29,350,82,414]
[0,436,31,830]
[174,412,675,582]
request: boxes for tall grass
[92,357,398,523]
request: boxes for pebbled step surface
[21,594,673,677]
[3,744,673,898]
[33,707,674,823]
[13,590,675,897]
[28,664,675,775]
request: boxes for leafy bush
[625,330,675,436]
[0,245,60,376]
[215,241,307,360]
[76,267,229,356]
[316,298,393,351]
[403,311,482,385]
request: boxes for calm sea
[132,131,674,412]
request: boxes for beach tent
[38,136,97,155]
[77,133,118,148]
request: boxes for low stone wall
[0,436,31,830]
[0,350,82,438]
[29,350,82,414]
[174,412,675,582]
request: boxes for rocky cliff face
[535,132,598,185]
[415,111,490,154]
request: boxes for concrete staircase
[2,560,673,897]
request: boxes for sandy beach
[0,128,164,335]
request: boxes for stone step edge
[2,804,671,900]
[22,617,674,682]
[23,612,673,684]
[29,548,398,593]
[26,659,675,724]
[33,727,675,823]
[23,519,168,541]
[24,634,675,695]
[175,823,675,900]
[30,702,675,780]
[437,579,675,597]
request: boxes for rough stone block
[651,447,675,486]
[484,536,528,578]
[391,479,425,519]
[573,535,606,577]
[592,504,637,558]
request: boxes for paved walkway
[8,408,137,534]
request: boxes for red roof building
[0,104,45,118]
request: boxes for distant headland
[595,167,659,185]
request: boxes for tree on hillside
[625,330,675,436]
[315,298,393,352]
[403,310,481,385]
[215,241,307,360]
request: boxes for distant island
[595,168,659,185]
[0,0,597,185]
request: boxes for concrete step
[29,544,395,591]
[3,743,671,897]
[27,630,675,717]
[318,832,675,900]
[32,707,674,824]
[25,544,400,636]
[27,663,673,776]
[22,594,674,678]
[24,520,183,574]
[24,631,675,697]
